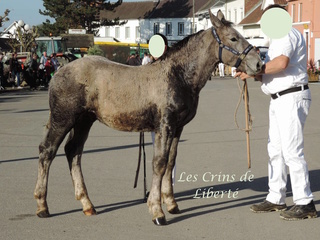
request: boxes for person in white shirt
[142,52,151,65]
[235,4,317,221]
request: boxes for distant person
[231,67,237,77]
[29,54,38,90]
[142,52,151,65]
[9,52,22,89]
[0,53,4,90]
[44,56,54,88]
[127,53,141,66]
[218,62,225,78]
[51,53,60,72]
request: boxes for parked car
[257,46,268,64]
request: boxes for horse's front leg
[148,126,174,225]
[161,127,183,214]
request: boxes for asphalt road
[1,78,320,239]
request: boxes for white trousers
[266,88,313,205]
[218,63,224,77]
[231,67,237,77]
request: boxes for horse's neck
[168,30,219,92]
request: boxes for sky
[0,0,139,31]
[0,0,52,30]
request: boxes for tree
[39,0,124,36]
[87,45,104,56]
[0,9,10,29]
[6,23,39,52]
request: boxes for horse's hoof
[37,210,50,218]
[83,208,97,216]
[153,217,168,226]
[168,206,181,214]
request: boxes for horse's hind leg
[34,116,71,217]
[161,127,183,214]
[64,113,96,216]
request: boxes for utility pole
[192,0,195,33]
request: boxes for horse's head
[209,10,263,76]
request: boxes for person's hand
[234,71,253,81]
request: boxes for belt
[271,84,309,99]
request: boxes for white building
[197,0,245,35]
[97,0,218,46]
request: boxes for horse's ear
[217,10,226,22]
[209,9,222,28]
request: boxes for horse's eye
[231,37,237,42]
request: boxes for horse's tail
[45,111,52,130]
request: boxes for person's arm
[260,55,289,75]
[235,55,290,80]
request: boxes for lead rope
[234,77,252,168]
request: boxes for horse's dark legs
[161,127,183,214]
[64,113,96,216]
[34,116,71,217]
[147,126,174,225]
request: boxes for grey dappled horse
[34,10,262,225]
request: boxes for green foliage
[87,45,104,56]
[38,0,124,36]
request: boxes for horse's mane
[159,30,204,60]
[221,18,233,27]
[158,18,233,61]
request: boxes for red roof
[239,2,263,25]
[240,0,288,25]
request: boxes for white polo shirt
[261,27,308,95]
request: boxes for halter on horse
[211,27,254,68]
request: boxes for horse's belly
[98,111,155,132]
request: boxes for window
[125,27,130,39]
[136,26,140,39]
[115,27,120,38]
[228,10,231,21]
[154,22,160,34]
[178,22,184,36]
[105,27,110,37]
[298,3,302,22]
[240,7,244,21]
[291,4,296,22]
[166,22,172,36]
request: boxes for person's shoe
[17,86,23,89]
[280,200,317,221]
[250,200,287,213]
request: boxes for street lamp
[17,20,30,32]
[14,20,31,52]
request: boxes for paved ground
[1,78,320,239]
